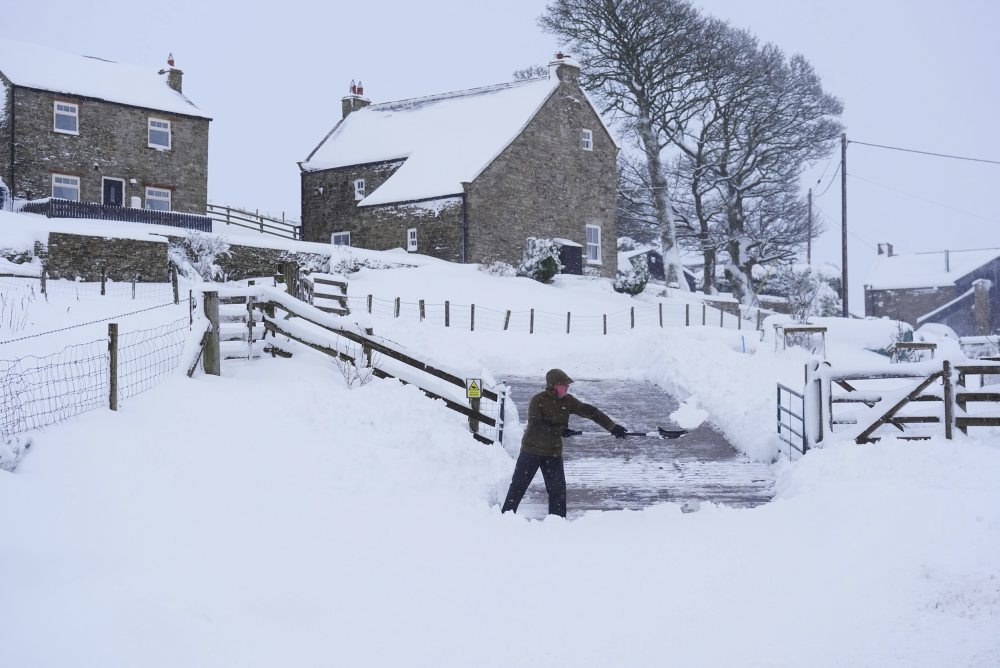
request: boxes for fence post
[685,304,690,327]
[101,267,107,296]
[189,290,194,325]
[943,360,954,440]
[720,307,724,327]
[363,327,374,367]
[445,301,451,327]
[530,308,534,334]
[367,294,373,314]
[566,311,571,334]
[630,307,635,329]
[503,310,511,330]
[603,314,607,335]
[659,303,663,328]
[469,397,481,434]
[738,309,742,330]
[203,290,221,376]
[702,304,707,326]
[471,304,475,331]
[131,273,137,300]
[171,266,179,304]
[40,266,47,298]
[419,299,425,321]
[395,297,401,318]
[284,262,299,299]
[108,323,119,411]
[757,309,763,331]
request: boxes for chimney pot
[167,52,175,67]
[357,81,364,95]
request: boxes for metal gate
[777,383,807,457]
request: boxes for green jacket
[520,389,616,457]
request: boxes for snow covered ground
[1,224,999,665]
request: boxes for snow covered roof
[0,40,210,119]
[866,249,1000,290]
[301,76,565,206]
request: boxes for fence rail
[349,294,759,334]
[206,203,301,240]
[776,383,807,456]
[20,198,211,232]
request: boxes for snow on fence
[347,295,763,334]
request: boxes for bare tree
[541,0,709,290]
[672,26,842,303]
[512,65,550,80]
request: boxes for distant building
[0,40,211,214]
[864,243,1000,335]
[299,55,619,277]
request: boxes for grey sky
[9,1,999,308]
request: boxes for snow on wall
[867,249,1000,290]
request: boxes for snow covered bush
[169,232,230,281]
[517,237,562,283]
[614,259,650,295]
[764,264,842,322]
[481,261,516,277]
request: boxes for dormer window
[54,102,79,135]
[354,178,366,201]
[581,129,593,151]
[148,118,171,150]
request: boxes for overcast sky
[9,0,999,308]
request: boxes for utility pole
[841,133,849,318]
[807,188,813,266]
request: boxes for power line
[848,172,1000,225]
[815,161,842,198]
[849,140,1000,166]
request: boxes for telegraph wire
[849,140,1000,165]
[848,172,1000,225]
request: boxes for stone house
[864,243,1000,335]
[299,55,618,277]
[0,40,211,214]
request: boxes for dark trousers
[501,452,567,517]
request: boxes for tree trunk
[638,112,689,291]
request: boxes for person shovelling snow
[501,368,628,518]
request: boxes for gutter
[460,192,467,264]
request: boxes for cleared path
[502,377,774,519]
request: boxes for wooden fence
[206,203,301,240]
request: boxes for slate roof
[0,39,210,119]
[302,74,608,207]
[866,249,1000,290]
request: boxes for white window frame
[353,178,366,201]
[145,187,171,211]
[332,231,351,246]
[51,173,80,201]
[581,128,593,151]
[407,228,417,252]
[586,224,602,264]
[53,101,79,135]
[148,118,172,150]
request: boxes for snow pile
[0,353,997,666]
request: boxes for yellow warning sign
[466,378,482,399]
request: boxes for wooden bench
[774,324,827,358]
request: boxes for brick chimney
[342,80,371,119]
[877,242,894,257]
[158,53,183,94]
[548,52,581,84]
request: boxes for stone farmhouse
[0,40,211,214]
[299,55,619,277]
[864,243,1000,336]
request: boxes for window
[581,128,593,151]
[586,225,601,263]
[148,118,171,149]
[407,228,417,252]
[145,187,171,211]
[53,102,79,134]
[332,231,351,246]
[51,174,80,201]
[353,178,366,201]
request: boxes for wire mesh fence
[0,275,193,303]
[0,315,192,438]
[346,295,757,334]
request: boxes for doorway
[102,177,125,207]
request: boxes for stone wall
[301,159,406,244]
[865,286,956,326]
[6,85,209,214]
[215,243,329,281]
[45,232,169,281]
[466,79,618,278]
[0,74,11,193]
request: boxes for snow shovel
[561,427,688,439]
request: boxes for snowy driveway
[502,377,774,519]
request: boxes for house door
[102,178,125,206]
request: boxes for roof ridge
[369,76,552,110]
